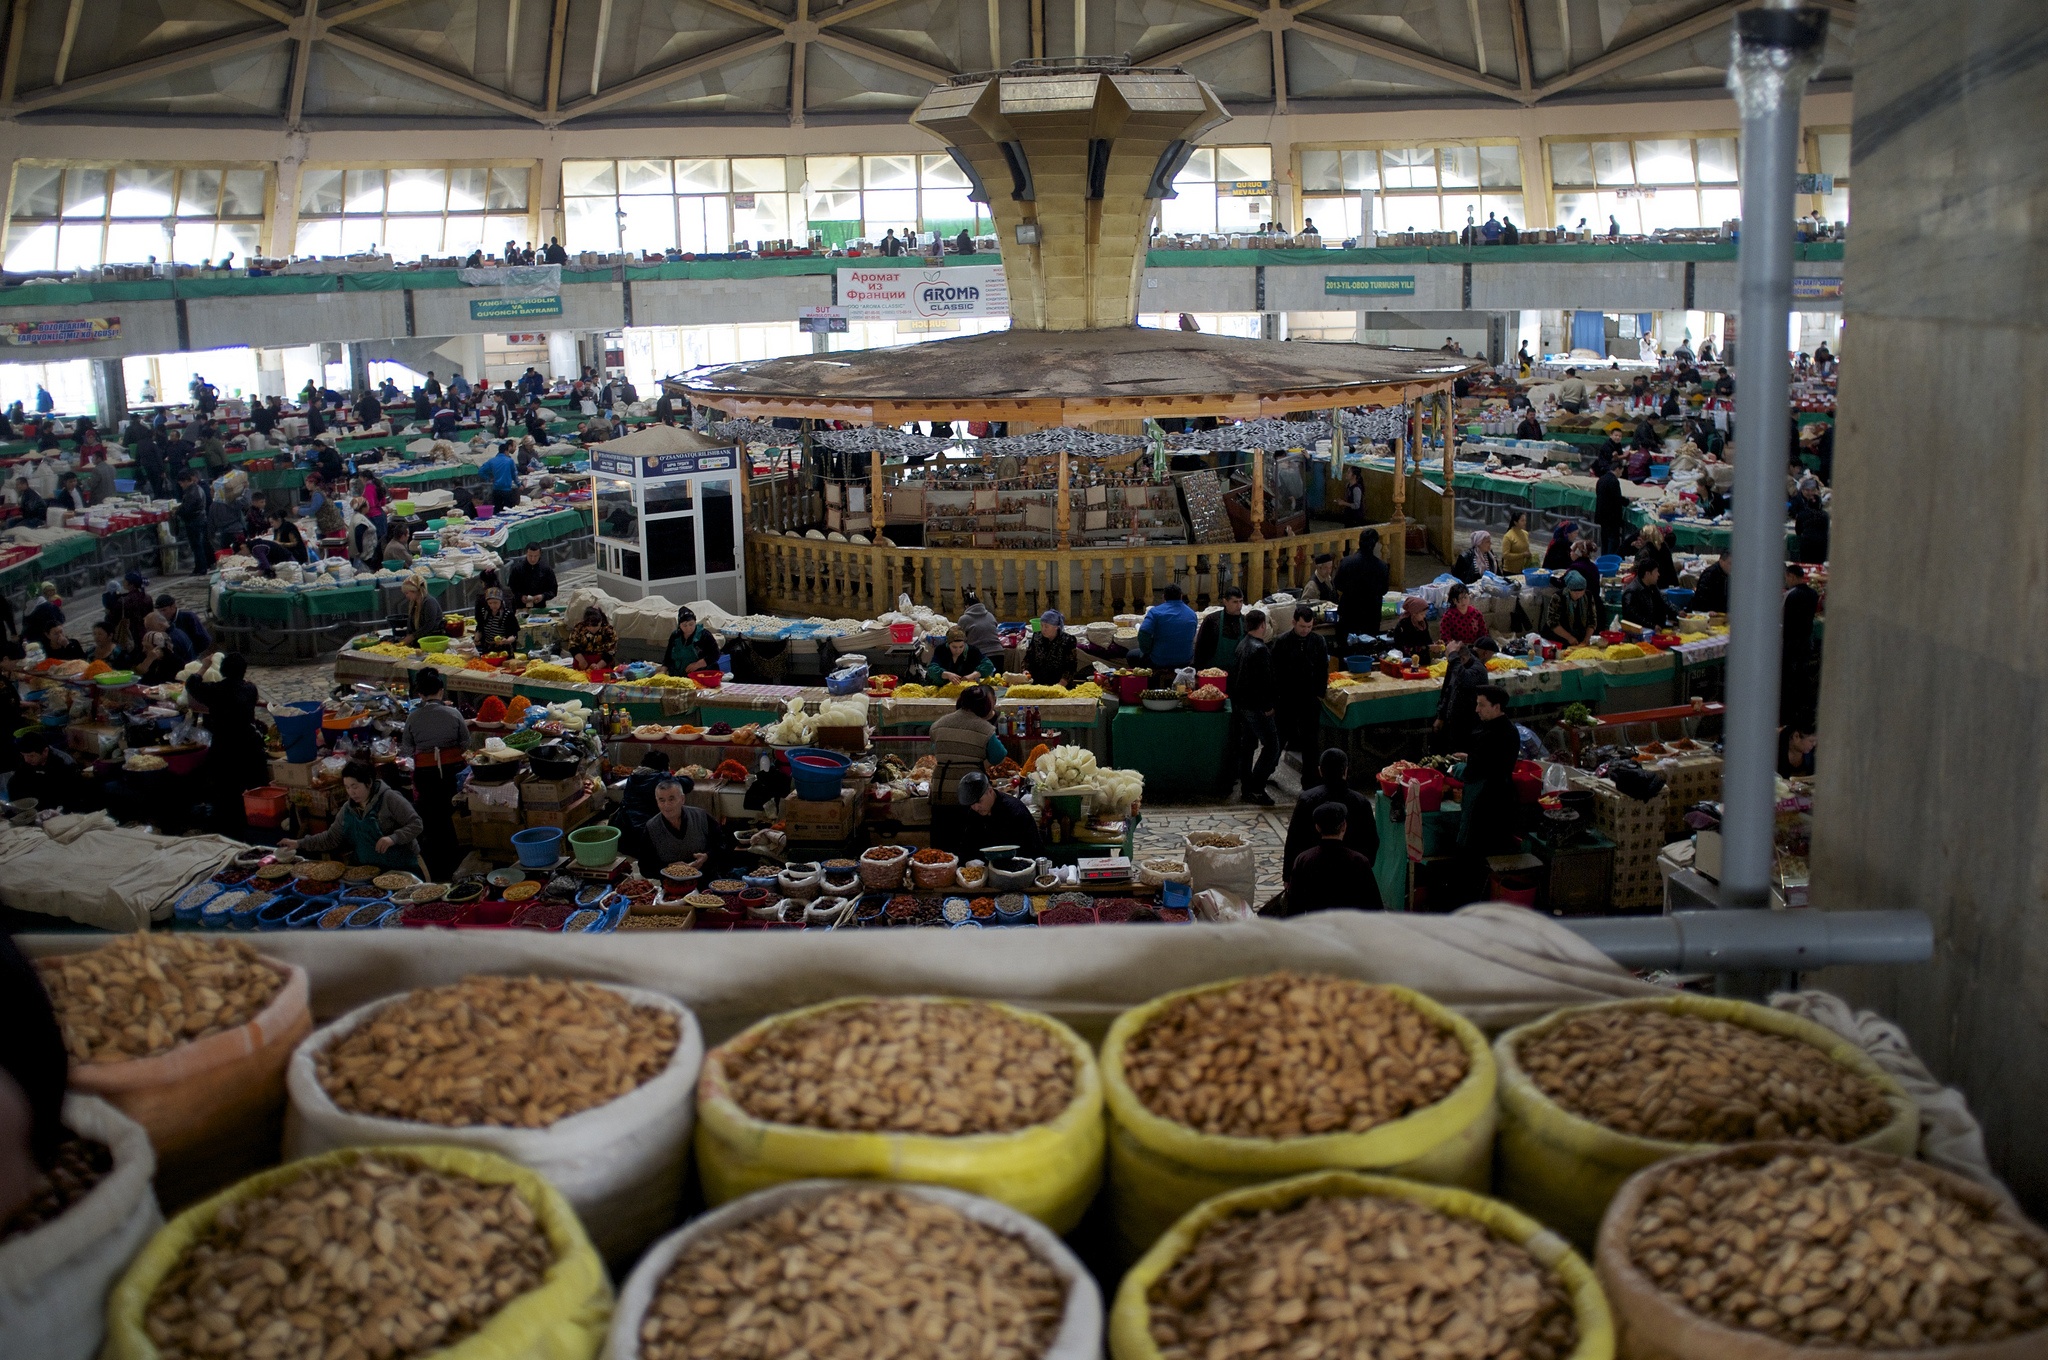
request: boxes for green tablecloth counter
[496,509,588,551]
[29,531,101,568]
[1109,703,1233,802]
[386,464,478,488]
[1326,664,1603,730]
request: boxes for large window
[1158,146,1275,235]
[292,164,533,260]
[1548,137,1739,235]
[1808,128,1849,224]
[1299,144,1524,238]
[5,164,268,272]
[803,154,994,247]
[563,157,803,255]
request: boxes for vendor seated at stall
[393,575,438,646]
[1691,550,1731,614]
[1778,723,1817,778]
[929,685,1004,846]
[662,607,720,676]
[1620,560,1677,631]
[473,587,519,653]
[569,605,616,669]
[1270,802,1379,915]
[265,509,310,570]
[614,750,670,840]
[948,771,1043,860]
[1390,595,1434,659]
[379,521,416,567]
[638,775,732,878]
[38,624,84,661]
[1022,610,1080,686]
[1542,522,1581,571]
[154,594,213,659]
[508,542,557,606]
[927,626,995,685]
[1130,582,1198,671]
[9,733,86,810]
[278,760,425,874]
[1542,571,1600,650]
[135,630,183,684]
[1299,554,1338,605]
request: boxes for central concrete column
[1810,0,2048,1216]
[90,359,127,428]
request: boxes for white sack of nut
[37,936,287,1064]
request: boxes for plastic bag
[694,997,1105,1234]
[1171,666,1198,690]
[102,1145,611,1360]
[284,983,703,1264]
[0,1096,163,1360]
[1189,888,1254,922]
[609,1180,1104,1360]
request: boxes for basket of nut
[37,935,312,1209]
[609,1180,1104,1360]
[1099,971,1497,1258]
[1596,1144,2048,1360]
[101,1146,609,1360]
[1112,1169,1613,1360]
[908,848,960,890]
[857,844,911,890]
[694,996,1105,1233]
[1494,995,1919,1251]
[283,975,703,1263]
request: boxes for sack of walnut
[1595,1144,2048,1360]
[607,1180,1104,1360]
[1494,995,1919,1251]
[39,936,313,1210]
[101,1145,611,1360]
[693,996,1104,1234]
[283,978,703,1264]
[1099,973,1497,1259]
[0,1096,163,1360]
[1110,1169,1615,1360]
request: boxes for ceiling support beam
[695,0,789,27]
[815,0,905,27]
[1267,0,1286,110]
[319,0,414,24]
[1555,0,1570,73]
[505,0,521,81]
[789,0,807,127]
[986,0,1000,67]
[589,0,613,94]
[1,0,30,104]
[53,0,83,86]
[1150,18,1257,67]
[286,0,319,121]
[543,0,568,112]
[556,29,786,120]
[813,30,949,83]
[12,27,294,111]
[1533,0,1748,102]
[323,28,548,119]
[1465,0,1485,75]
[1294,15,1526,102]
[1509,0,1531,91]
[219,0,297,23]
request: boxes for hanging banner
[1224,180,1275,196]
[470,295,564,320]
[798,305,849,334]
[1325,275,1416,297]
[593,448,736,477]
[2,316,120,345]
[457,264,562,295]
[1791,277,1843,302]
[837,265,1009,320]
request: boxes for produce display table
[1,521,172,614]
[1108,703,1232,803]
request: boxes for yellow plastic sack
[102,1144,612,1360]
[1495,994,1921,1251]
[1099,979,1498,1258]
[693,996,1105,1234]
[1108,1170,1616,1360]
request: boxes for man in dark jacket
[11,477,46,528]
[508,543,558,607]
[1274,801,1381,915]
[1268,604,1331,770]
[1456,685,1522,884]
[951,771,1044,859]
[1282,748,1377,881]
[1594,466,1627,557]
[1691,551,1731,614]
[1231,610,1280,805]
[1620,561,1676,632]
[1333,528,1389,643]
[1433,635,1494,754]
[174,470,209,569]
[1781,563,1820,725]
[1191,586,1247,675]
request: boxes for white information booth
[590,426,746,613]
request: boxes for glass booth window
[700,479,736,574]
[597,480,638,544]
[648,518,697,583]
[1548,137,1740,234]
[644,476,693,516]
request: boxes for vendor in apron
[927,685,1004,855]
[279,759,426,874]
[1192,585,1248,676]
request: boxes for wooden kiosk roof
[678,326,1477,425]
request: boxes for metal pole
[1560,909,1931,974]
[1720,2,1828,909]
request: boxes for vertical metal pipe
[1721,3,1828,908]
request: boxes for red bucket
[888,622,917,643]
[1114,673,1148,705]
[1378,768,1448,811]
[1511,760,1546,804]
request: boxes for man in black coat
[1457,685,1522,877]
[1691,551,1731,614]
[1333,528,1389,644]
[1232,610,1280,806]
[1282,748,1377,880]
[1781,563,1820,725]
[1274,801,1381,914]
[508,543,558,607]
[1594,466,1627,557]
[1268,604,1331,771]
[1433,635,1494,754]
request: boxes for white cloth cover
[0,814,241,930]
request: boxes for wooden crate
[783,790,860,840]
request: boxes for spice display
[1518,1007,1892,1143]
[1148,1193,1578,1360]
[970,896,997,918]
[718,998,1075,1136]
[141,1154,553,1360]
[636,1187,1066,1360]
[1095,898,1137,923]
[911,848,953,864]
[0,1134,112,1243]
[502,881,542,902]
[941,898,971,923]
[38,935,285,1064]
[1627,1150,2048,1348]
[1121,972,1469,1138]
[1183,832,1245,848]
[319,906,352,929]
[315,976,680,1129]
[564,909,599,930]
[1039,904,1095,926]
[399,902,464,925]
[510,902,576,929]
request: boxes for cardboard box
[66,723,123,758]
[783,790,860,840]
[524,793,595,829]
[271,758,318,789]
[467,798,522,825]
[520,774,587,809]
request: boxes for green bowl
[95,670,137,687]
[417,635,451,652]
[566,825,621,868]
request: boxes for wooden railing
[746,520,1404,624]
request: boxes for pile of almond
[638,1187,1066,1360]
[38,935,284,1064]
[1518,1007,1893,1143]
[1120,973,1469,1139]
[1628,1151,2048,1348]
[143,1154,553,1360]
[1148,1193,1579,1360]
[717,999,1074,1136]
[316,976,680,1129]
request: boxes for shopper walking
[1455,685,1521,894]
[401,667,468,880]
[1269,604,1331,770]
[1781,563,1820,726]
[1594,464,1627,558]
[1281,748,1377,882]
[185,653,267,837]
[1334,528,1388,643]
[1272,803,1380,915]
[1232,609,1280,806]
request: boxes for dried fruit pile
[1121,972,1469,1139]
[1518,1007,1893,1143]
[1628,1151,2048,1348]
[142,1154,553,1360]
[1148,1194,1578,1360]
[316,976,680,1129]
[0,1134,112,1243]
[38,935,285,1064]
[719,999,1075,1136]
[637,1187,1066,1360]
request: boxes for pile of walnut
[1149,1194,1578,1360]
[143,1154,554,1360]
[1518,1008,1893,1143]
[38,935,284,1063]
[1120,973,1469,1139]
[638,1187,1066,1360]
[718,999,1074,1136]
[316,976,679,1129]
[1628,1151,2048,1348]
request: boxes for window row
[291,215,540,261]
[297,166,531,216]
[9,165,269,221]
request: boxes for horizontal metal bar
[1559,910,1932,973]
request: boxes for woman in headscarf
[136,631,182,684]
[269,507,310,566]
[88,621,132,670]
[569,605,616,669]
[395,574,437,645]
[1023,610,1080,686]
[1452,529,1498,583]
[662,606,720,676]
[279,760,424,873]
[926,626,994,685]
[956,590,1001,656]
[1500,511,1533,575]
[1543,520,1580,570]
[1390,595,1434,659]
[473,587,519,654]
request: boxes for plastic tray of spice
[399,900,469,927]
[1093,898,1138,924]
[511,901,577,930]
[1039,903,1096,926]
